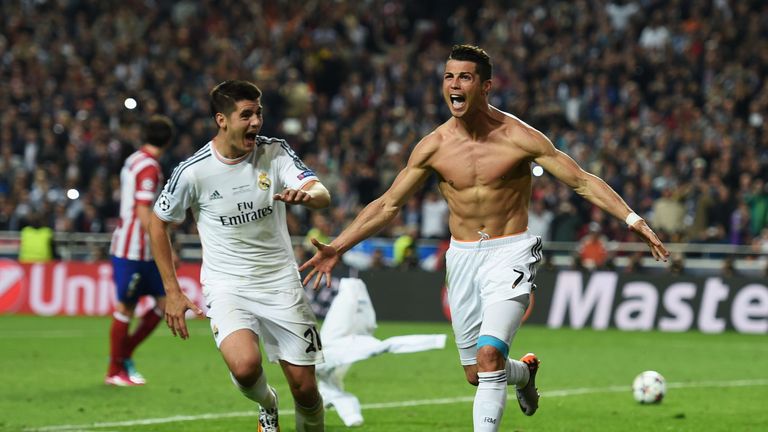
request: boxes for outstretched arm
[148,213,203,339]
[300,142,434,288]
[525,127,669,261]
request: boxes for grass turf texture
[0,315,766,431]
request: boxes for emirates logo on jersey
[258,172,271,191]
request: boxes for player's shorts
[445,231,542,357]
[111,256,165,304]
[204,264,324,366]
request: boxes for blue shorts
[111,256,165,304]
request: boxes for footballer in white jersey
[149,80,330,431]
[154,137,318,287]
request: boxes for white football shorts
[204,264,324,366]
[445,231,542,360]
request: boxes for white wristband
[625,212,642,226]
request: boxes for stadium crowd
[1,0,767,261]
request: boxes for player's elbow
[571,173,595,197]
[378,197,401,221]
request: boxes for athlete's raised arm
[519,123,669,262]
[300,135,437,288]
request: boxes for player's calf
[295,395,324,432]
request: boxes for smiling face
[216,99,263,157]
[443,59,491,118]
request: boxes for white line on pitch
[24,378,768,432]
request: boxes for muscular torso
[426,112,533,241]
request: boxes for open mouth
[449,94,466,109]
[244,131,257,145]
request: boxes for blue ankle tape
[477,335,509,358]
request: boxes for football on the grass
[632,370,666,404]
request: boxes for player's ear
[482,79,492,96]
[215,112,227,129]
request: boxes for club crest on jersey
[141,178,155,191]
[209,190,223,200]
[258,172,271,191]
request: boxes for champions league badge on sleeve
[157,193,171,211]
[297,170,315,180]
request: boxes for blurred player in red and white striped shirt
[106,115,175,386]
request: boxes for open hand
[164,291,204,340]
[299,237,340,289]
[630,220,670,262]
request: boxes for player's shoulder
[126,149,160,170]
[168,142,214,181]
[406,128,446,168]
[494,108,550,150]
[495,108,533,133]
[418,124,450,150]
[177,142,213,166]
[256,135,289,151]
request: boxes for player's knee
[476,336,508,371]
[229,359,263,385]
[288,376,318,394]
[113,302,135,318]
[288,379,320,405]
[476,345,505,370]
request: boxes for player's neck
[140,144,162,158]
[454,104,494,139]
[213,136,249,160]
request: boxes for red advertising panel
[0,259,203,316]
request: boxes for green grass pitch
[0,315,766,431]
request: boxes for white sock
[295,397,325,432]
[230,372,276,409]
[473,370,507,431]
[505,359,530,388]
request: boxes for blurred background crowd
[1,0,767,265]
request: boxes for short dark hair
[448,45,492,81]
[209,80,262,117]
[144,115,174,148]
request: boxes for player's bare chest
[433,142,526,189]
